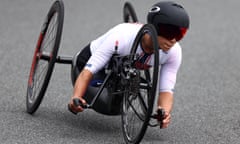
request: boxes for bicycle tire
[121,24,159,144]
[123,2,138,23]
[26,0,64,114]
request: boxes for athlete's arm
[157,43,182,128]
[70,69,93,112]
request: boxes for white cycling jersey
[84,23,182,93]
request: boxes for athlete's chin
[162,49,169,52]
[162,49,170,53]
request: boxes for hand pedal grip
[73,98,88,109]
[152,108,165,128]
[157,108,165,128]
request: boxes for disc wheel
[121,24,159,144]
[26,0,64,114]
[123,2,138,23]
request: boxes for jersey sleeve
[84,23,142,74]
[84,24,132,74]
[85,35,121,74]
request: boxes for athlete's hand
[160,111,171,128]
[69,96,87,113]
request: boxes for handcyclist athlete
[68,1,190,129]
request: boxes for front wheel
[121,24,159,144]
[26,0,64,114]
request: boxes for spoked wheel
[121,24,159,144]
[26,0,64,114]
[123,2,138,23]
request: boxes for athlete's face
[157,36,176,52]
[142,34,176,53]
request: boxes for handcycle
[26,1,164,143]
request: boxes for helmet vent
[172,3,183,9]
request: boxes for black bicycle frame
[40,51,119,109]
[40,52,72,64]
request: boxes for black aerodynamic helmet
[147,1,190,41]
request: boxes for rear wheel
[123,2,138,23]
[121,24,159,144]
[26,0,64,114]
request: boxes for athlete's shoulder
[167,42,182,63]
[112,23,143,31]
[169,42,182,54]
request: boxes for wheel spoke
[31,60,49,101]
[42,13,58,52]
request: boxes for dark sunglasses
[158,24,187,41]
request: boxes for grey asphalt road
[1,0,240,144]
